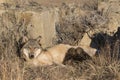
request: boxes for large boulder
[0,7,59,48]
[16,9,59,48]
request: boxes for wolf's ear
[36,36,42,42]
[22,36,29,43]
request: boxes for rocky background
[0,0,120,80]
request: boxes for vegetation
[0,0,120,80]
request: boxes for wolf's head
[21,36,42,60]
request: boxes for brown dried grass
[0,0,120,80]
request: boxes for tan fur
[21,38,96,66]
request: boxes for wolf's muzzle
[29,54,34,59]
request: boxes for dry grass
[0,0,120,80]
[1,43,120,80]
[0,34,120,80]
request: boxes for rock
[79,33,91,46]
[78,33,97,57]
[79,45,97,57]
[16,9,59,48]
[0,8,59,48]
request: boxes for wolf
[20,36,97,66]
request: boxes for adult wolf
[20,36,96,66]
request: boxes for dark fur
[63,47,92,64]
